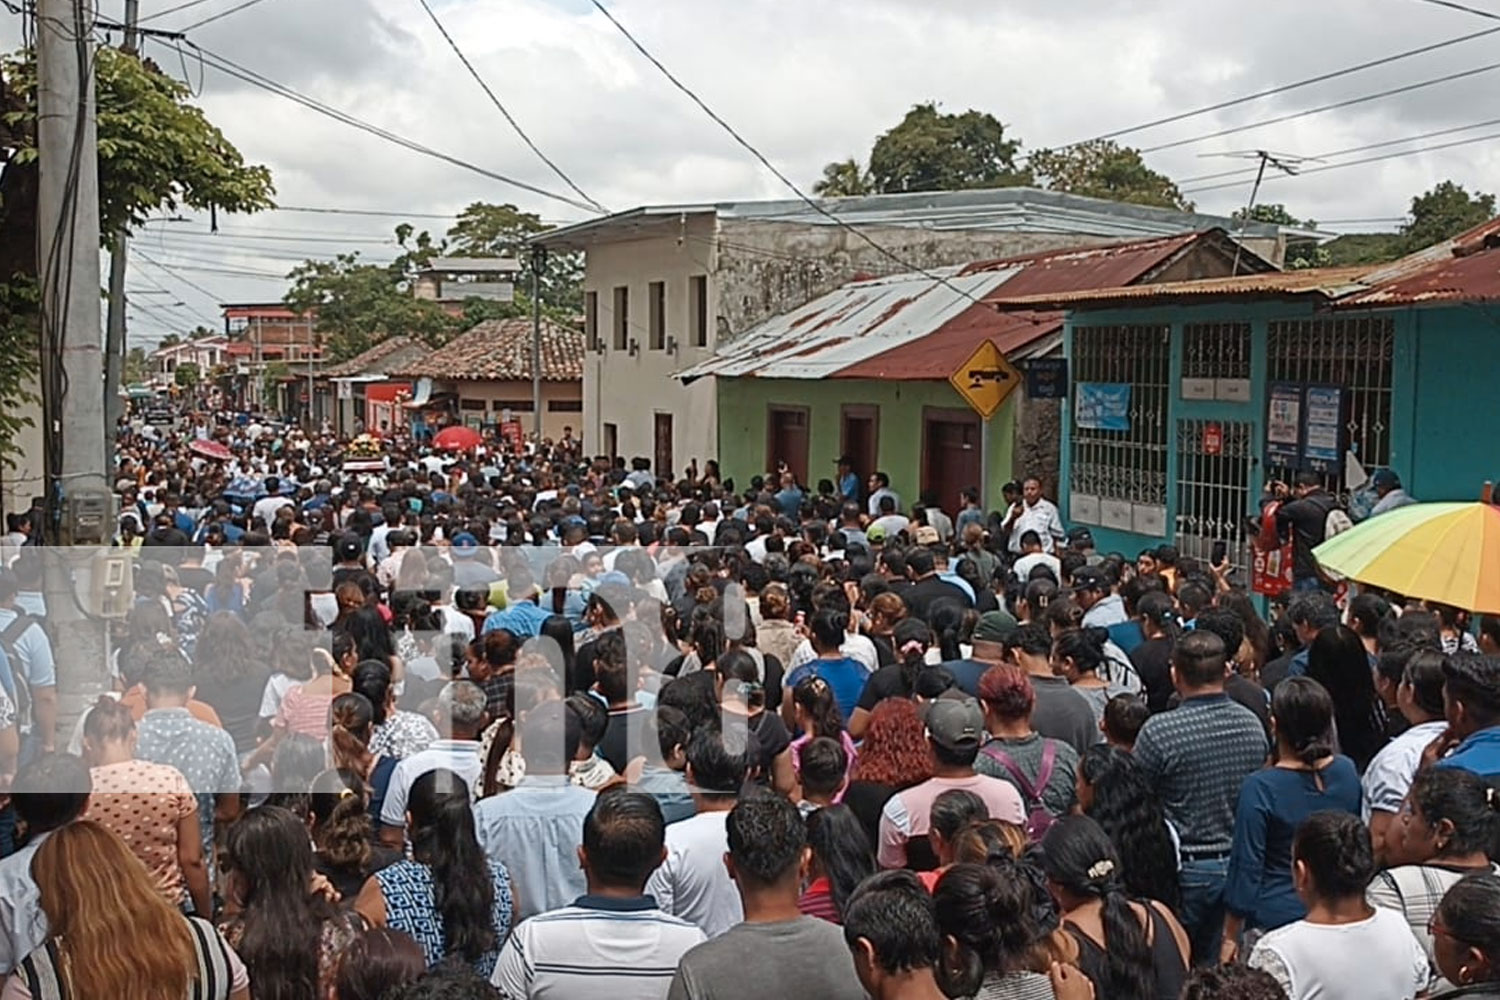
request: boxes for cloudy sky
[30,0,1500,345]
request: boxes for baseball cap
[867,524,887,543]
[1071,565,1109,592]
[923,697,986,752]
[1372,468,1400,489]
[914,525,941,546]
[334,535,363,563]
[972,609,1019,644]
[451,532,480,558]
[1067,526,1096,548]
[596,571,631,589]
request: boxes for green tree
[173,361,199,387]
[285,248,457,363]
[1028,140,1190,211]
[445,202,581,314]
[123,346,148,384]
[0,46,274,463]
[1233,203,1328,269]
[1400,180,1496,252]
[812,158,873,198]
[157,333,182,348]
[865,103,1030,194]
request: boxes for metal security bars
[1176,418,1255,574]
[1266,316,1394,497]
[1070,325,1171,507]
[1183,322,1251,380]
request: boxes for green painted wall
[716,377,1017,508]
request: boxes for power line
[139,0,217,24]
[1181,128,1500,194]
[413,0,606,214]
[1411,0,1500,20]
[177,0,274,31]
[587,0,985,305]
[264,205,462,220]
[1177,115,1500,185]
[1045,24,1500,153]
[1140,59,1500,154]
[175,39,609,215]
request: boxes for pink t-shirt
[877,773,1025,869]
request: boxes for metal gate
[1175,418,1256,574]
[1267,316,1394,499]
[1069,325,1171,508]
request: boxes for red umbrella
[433,425,483,452]
[189,439,234,461]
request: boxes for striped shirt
[491,895,704,1000]
[1134,693,1269,855]
[12,915,246,1000]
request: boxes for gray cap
[923,697,986,752]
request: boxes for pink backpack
[980,741,1058,842]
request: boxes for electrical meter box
[65,485,115,545]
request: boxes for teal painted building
[1010,238,1500,570]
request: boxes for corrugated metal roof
[676,268,1018,381]
[416,257,521,274]
[1339,217,1500,307]
[838,232,1231,380]
[534,188,1295,250]
[990,267,1377,311]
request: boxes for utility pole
[102,0,139,437]
[38,0,111,753]
[530,246,544,443]
[38,0,108,514]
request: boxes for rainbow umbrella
[1313,502,1500,613]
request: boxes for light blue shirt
[482,600,552,638]
[0,833,49,975]
[0,607,54,690]
[474,776,596,921]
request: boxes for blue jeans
[1179,856,1230,966]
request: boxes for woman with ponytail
[789,676,858,789]
[933,860,1061,1000]
[782,606,867,727]
[328,692,397,829]
[1051,626,1127,729]
[310,769,400,902]
[1042,815,1189,1000]
[220,805,365,1000]
[847,618,933,740]
[354,768,512,976]
[1129,591,1179,713]
[718,648,794,795]
[1223,677,1360,959]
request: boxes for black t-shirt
[942,658,992,698]
[844,780,897,849]
[1262,651,1297,694]
[315,844,402,903]
[748,710,791,782]
[199,670,269,755]
[870,634,896,669]
[903,576,974,624]
[972,589,1000,614]
[600,702,652,773]
[1130,637,1175,714]
[857,664,910,712]
[177,566,214,593]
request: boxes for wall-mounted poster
[1075,382,1132,431]
[1302,384,1346,472]
[1266,382,1302,466]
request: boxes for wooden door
[922,409,981,516]
[841,405,879,498]
[654,413,674,479]
[603,422,618,462]
[768,406,810,486]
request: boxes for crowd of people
[0,406,1498,1000]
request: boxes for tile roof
[320,336,427,378]
[390,318,583,382]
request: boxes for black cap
[1071,565,1109,592]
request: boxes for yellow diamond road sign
[949,340,1020,420]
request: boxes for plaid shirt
[1367,862,1500,992]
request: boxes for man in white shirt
[865,472,900,519]
[492,791,705,999]
[250,476,293,533]
[1004,477,1065,555]
[646,724,754,938]
[1364,648,1450,847]
[379,682,487,845]
[868,495,910,542]
[1010,530,1062,583]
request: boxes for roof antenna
[1202,149,1316,275]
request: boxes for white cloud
[42,0,1500,337]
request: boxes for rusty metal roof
[990,266,1377,311]
[1339,217,1500,307]
[680,230,1265,382]
[675,267,1018,381]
